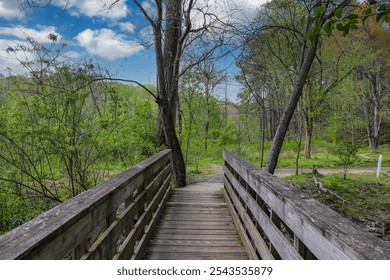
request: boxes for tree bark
[370,73,381,152]
[150,0,186,187]
[304,116,313,159]
[159,100,186,187]
[266,44,317,174]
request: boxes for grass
[238,140,390,169]
[185,141,390,178]
[284,172,390,224]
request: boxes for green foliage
[335,141,359,179]
[285,173,390,223]
[0,69,159,233]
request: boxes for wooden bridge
[0,149,389,260]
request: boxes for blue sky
[0,0,267,98]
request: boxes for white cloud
[245,0,269,7]
[76,28,144,60]
[189,0,266,29]
[52,0,128,20]
[119,22,135,33]
[0,39,35,75]
[0,0,24,19]
[0,25,61,44]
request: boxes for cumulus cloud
[0,39,34,75]
[119,22,135,33]
[51,0,128,20]
[192,0,267,27]
[76,28,144,60]
[0,0,24,19]
[0,25,61,43]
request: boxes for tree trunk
[370,73,381,153]
[304,120,313,159]
[266,44,317,174]
[295,132,303,175]
[159,101,186,188]
[303,93,313,159]
[152,0,186,187]
[260,102,266,168]
[155,115,166,146]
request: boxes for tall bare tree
[129,0,223,187]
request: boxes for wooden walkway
[142,183,248,260]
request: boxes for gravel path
[274,167,390,178]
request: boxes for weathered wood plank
[147,245,245,253]
[145,253,248,260]
[132,177,172,260]
[149,239,242,246]
[223,151,390,260]
[224,178,275,260]
[155,228,237,235]
[152,234,240,241]
[114,174,171,260]
[81,193,144,260]
[223,184,258,260]
[166,202,227,207]
[158,223,235,230]
[143,183,248,260]
[165,209,229,214]
[161,216,233,222]
[224,166,302,260]
[0,149,172,260]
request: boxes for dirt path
[274,167,390,178]
[188,165,390,183]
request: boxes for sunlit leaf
[335,7,343,18]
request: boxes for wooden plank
[147,245,245,253]
[145,163,172,204]
[223,151,390,260]
[157,225,235,231]
[149,239,242,246]
[154,228,237,235]
[82,168,164,260]
[225,166,302,260]
[81,192,144,260]
[161,216,233,222]
[165,208,229,213]
[152,234,240,241]
[114,175,171,260]
[166,202,226,207]
[224,179,275,260]
[145,252,248,260]
[223,182,258,260]
[132,177,172,260]
[0,149,172,260]
[142,183,248,260]
[158,221,234,226]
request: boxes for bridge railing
[223,151,390,260]
[0,149,172,260]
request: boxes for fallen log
[313,176,351,205]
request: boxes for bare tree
[127,0,228,187]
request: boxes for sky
[0,0,269,98]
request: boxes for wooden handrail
[0,149,172,260]
[222,151,390,260]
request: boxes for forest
[0,0,389,239]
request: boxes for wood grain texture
[0,149,172,260]
[223,151,390,260]
[142,183,248,260]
